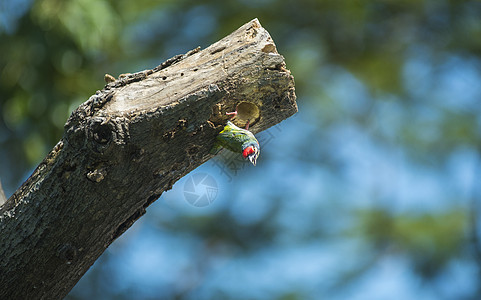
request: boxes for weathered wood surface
[0,18,297,299]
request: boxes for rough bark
[0,19,297,299]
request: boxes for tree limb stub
[0,18,297,299]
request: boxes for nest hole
[235,101,260,127]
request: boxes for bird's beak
[248,155,257,166]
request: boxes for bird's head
[242,144,260,166]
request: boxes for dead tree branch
[0,19,297,299]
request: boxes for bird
[210,114,260,166]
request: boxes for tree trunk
[0,19,297,299]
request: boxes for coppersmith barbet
[210,120,260,166]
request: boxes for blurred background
[1,0,481,299]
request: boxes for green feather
[211,121,260,155]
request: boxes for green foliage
[354,209,468,278]
[32,0,121,53]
